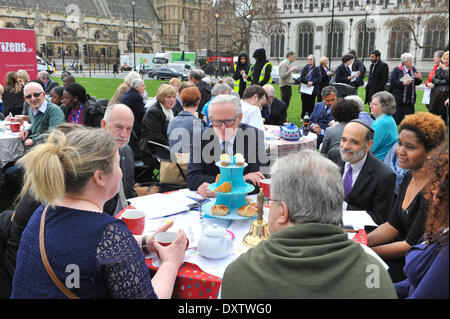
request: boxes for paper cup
[155,231,189,250]
[10,122,21,133]
[260,179,271,199]
[121,209,145,235]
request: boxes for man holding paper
[390,53,422,124]
[309,86,337,146]
[298,55,322,118]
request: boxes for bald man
[101,104,158,215]
[37,71,58,94]
[18,82,65,147]
[340,120,396,225]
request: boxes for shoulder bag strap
[39,205,80,299]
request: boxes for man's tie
[222,141,230,155]
[343,165,353,200]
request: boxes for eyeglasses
[211,115,239,127]
[24,92,43,99]
[269,198,282,206]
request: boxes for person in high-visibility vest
[247,48,272,87]
[232,52,251,98]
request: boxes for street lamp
[362,5,369,65]
[131,1,136,71]
[329,0,335,70]
[348,18,353,51]
[215,12,219,79]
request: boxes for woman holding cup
[11,128,187,299]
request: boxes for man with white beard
[340,119,396,226]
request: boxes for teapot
[197,224,233,259]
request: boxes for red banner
[0,28,37,86]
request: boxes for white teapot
[197,224,233,259]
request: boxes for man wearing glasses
[187,94,268,198]
[18,82,65,147]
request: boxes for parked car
[149,66,188,81]
[37,56,53,74]
[271,65,279,84]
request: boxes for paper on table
[342,210,377,230]
[299,83,314,95]
[422,87,431,104]
[128,189,198,220]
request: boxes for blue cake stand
[202,161,256,220]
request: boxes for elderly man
[262,84,287,125]
[101,104,157,216]
[340,119,396,225]
[309,86,337,146]
[119,78,147,155]
[187,94,268,197]
[279,51,298,110]
[18,82,65,147]
[37,71,59,95]
[221,150,396,299]
[62,74,76,88]
[188,69,212,116]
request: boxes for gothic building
[250,0,449,71]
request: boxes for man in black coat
[188,69,212,118]
[262,84,287,125]
[187,95,268,197]
[37,71,59,95]
[119,78,146,154]
[365,50,389,104]
[340,120,396,226]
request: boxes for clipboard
[299,83,314,95]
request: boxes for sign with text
[0,28,37,86]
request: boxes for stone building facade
[250,0,449,72]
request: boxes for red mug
[10,122,21,133]
[121,209,146,235]
[260,179,271,199]
[155,231,189,250]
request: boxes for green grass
[52,77,428,128]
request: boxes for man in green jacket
[221,150,397,299]
[18,82,65,147]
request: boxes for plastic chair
[331,83,358,98]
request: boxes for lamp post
[362,5,369,65]
[131,1,136,71]
[215,12,219,79]
[329,0,335,70]
[348,18,353,51]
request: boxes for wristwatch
[142,235,149,254]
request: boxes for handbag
[159,152,189,185]
[39,205,80,299]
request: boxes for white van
[37,56,53,74]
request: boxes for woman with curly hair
[395,149,448,298]
[367,112,446,282]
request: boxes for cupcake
[221,154,230,166]
[234,153,245,166]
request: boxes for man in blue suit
[309,86,337,146]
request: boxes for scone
[238,205,257,217]
[211,204,229,216]
[215,181,231,193]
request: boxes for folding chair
[331,83,358,98]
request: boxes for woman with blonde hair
[10,128,187,299]
[2,71,24,116]
[317,56,332,102]
[16,70,30,87]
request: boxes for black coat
[186,123,268,193]
[318,65,332,96]
[365,60,389,104]
[44,79,59,95]
[335,63,356,87]
[119,87,146,140]
[248,48,272,86]
[233,52,251,97]
[390,65,422,106]
[345,151,397,225]
[262,97,287,125]
[299,64,322,96]
[196,80,212,117]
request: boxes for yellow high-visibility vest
[248,62,272,84]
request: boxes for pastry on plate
[211,204,229,216]
[215,181,231,193]
[238,205,257,217]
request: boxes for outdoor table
[0,128,25,168]
[117,190,382,299]
[265,125,317,159]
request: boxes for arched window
[297,23,314,58]
[270,29,285,58]
[326,22,344,58]
[356,21,376,59]
[54,28,61,37]
[388,19,411,59]
[423,18,448,59]
[94,31,101,40]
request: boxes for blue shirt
[371,114,398,161]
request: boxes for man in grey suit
[340,119,396,225]
[37,71,59,95]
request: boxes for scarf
[399,63,415,105]
[161,105,174,122]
